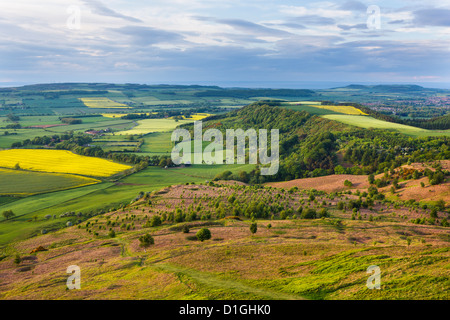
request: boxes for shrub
[301,208,316,219]
[108,230,116,238]
[150,215,162,227]
[250,223,257,234]
[318,208,329,218]
[430,208,438,219]
[182,225,190,233]
[196,228,211,242]
[139,233,154,247]
[344,180,353,187]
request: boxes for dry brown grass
[267,174,370,192]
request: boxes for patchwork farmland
[0,83,448,302]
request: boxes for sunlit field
[322,115,450,137]
[0,168,100,195]
[116,118,193,135]
[314,105,368,115]
[0,149,132,177]
[80,98,131,109]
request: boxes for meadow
[322,115,450,137]
[0,149,132,177]
[0,168,100,196]
[116,118,193,135]
[282,103,367,115]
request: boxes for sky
[1,0,450,88]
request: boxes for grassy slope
[0,168,99,195]
[0,164,254,246]
[322,115,450,137]
[0,183,448,300]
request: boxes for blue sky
[1,0,450,87]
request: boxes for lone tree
[196,228,211,242]
[250,223,257,234]
[139,233,154,247]
[2,210,15,220]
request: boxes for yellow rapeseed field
[168,113,212,120]
[314,105,368,115]
[0,149,132,177]
[80,98,131,109]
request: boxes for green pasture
[322,115,450,137]
[0,169,99,196]
[116,118,192,135]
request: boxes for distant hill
[331,84,447,94]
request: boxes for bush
[301,208,317,219]
[182,225,190,233]
[139,233,154,247]
[318,208,329,218]
[250,223,257,234]
[196,228,211,242]
[150,215,162,227]
[430,208,438,219]
[66,221,73,227]
[108,230,116,238]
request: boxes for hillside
[0,84,449,301]
[0,181,448,299]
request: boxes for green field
[0,168,100,195]
[140,132,174,154]
[0,163,254,245]
[116,118,193,135]
[322,115,450,137]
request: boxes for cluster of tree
[61,117,82,124]
[405,114,450,130]
[11,133,76,148]
[341,129,450,175]
[6,113,20,122]
[5,123,21,129]
[199,103,348,183]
